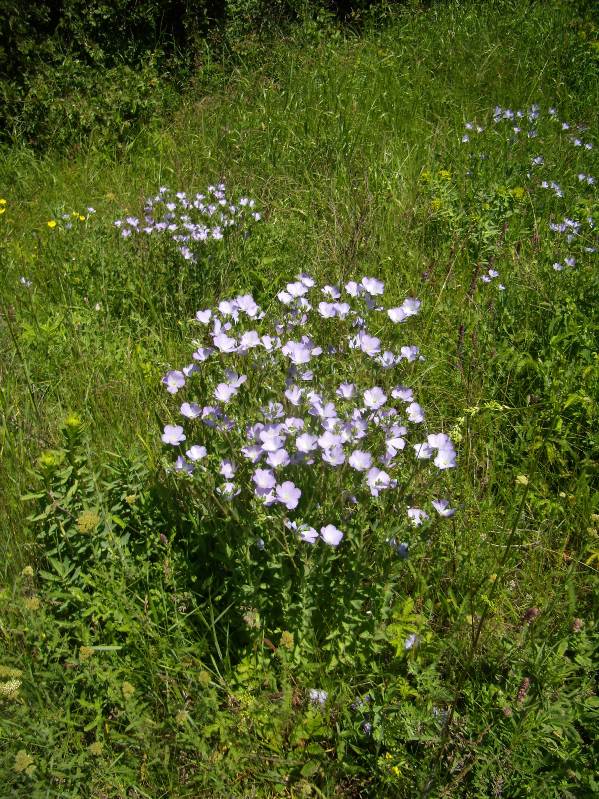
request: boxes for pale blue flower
[348,450,372,471]
[432,499,456,517]
[364,387,387,410]
[162,370,185,394]
[407,507,429,526]
[361,276,384,295]
[407,402,425,423]
[181,402,202,419]
[186,445,207,461]
[296,433,318,453]
[320,525,344,546]
[162,424,186,445]
[276,481,301,510]
[174,455,193,474]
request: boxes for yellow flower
[24,596,41,611]
[0,198,7,205]
[516,475,529,486]
[0,207,5,215]
[198,670,211,688]
[77,510,100,534]
[79,646,94,661]
[47,220,57,229]
[121,681,136,700]
[78,214,86,221]
[511,186,525,200]
[430,197,442,211]
[0,678,21,700]
[87,741,103,756]
[21,565,34,578]
[175,709,190,726]
[439,169,452,180]
[279,630,294,650]
[14,750,35,774]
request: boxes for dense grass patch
[1,1,598,796]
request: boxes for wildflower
[21,565,34,578]
[406,402,425,423]
[432,499,456,517]
[320,524,344,546]
[296,432,318,453]
[281,340,312,365]
[217,482,240,499]
[404,633,419,650]
[413,442,434,459]
[214,383,238,403]
[88,741,104,756]
[162,424,186,446]
[174,455,193,474]
[391,386,414,402]
[267,448,290,468]
[407,508,429,526]
[213,332,237,353]
[362,276,384,295]
[121,681,136,700]
[348,449,373,471]
[162,370,185,394]
[364,387,387,410]
[286,519,319,543]
[516,677,531,703]
[356,331,381,357]
[14,750,35,775]
[79,645,94,661]
[181,402,201,419]
[367,467,394,496]
[388,298,421,323]
[186,445,207,461]
[276,481,301,510]
[400,345,421,362]
[260,427,285,452]
[77,510,100,533]
[434,446,457,470]
[219,459,236,479]
[322,444,345,466]
[0,678,21,700]
[47,220,57,229]
[19,276,32,288]
[308,688,328,706]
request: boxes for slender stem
[1,300,43,424]
[421,480,530,798]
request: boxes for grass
[0,1,598,796]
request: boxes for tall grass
[0,1,597,796]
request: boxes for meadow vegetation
[1,1,598,796]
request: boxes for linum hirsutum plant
[460,104,597,278]
[160,274,457,552]
[114,184,261,263]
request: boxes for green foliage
[1,0,598,795]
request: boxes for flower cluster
[114,184,261,263]
[461,103,597,273]
[160,274,457,547]
[47,208,95,230]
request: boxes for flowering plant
[114,183,261,263]
[160,272,456,631]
